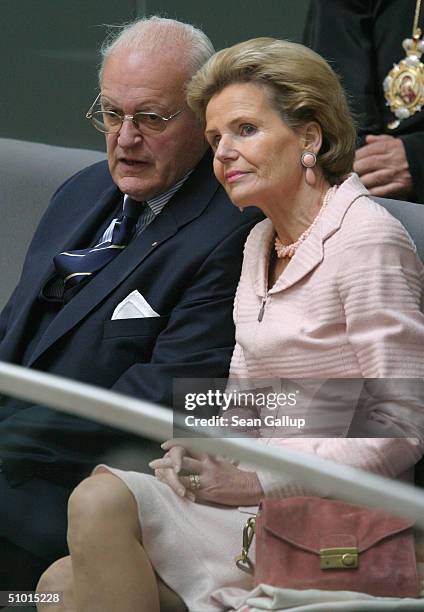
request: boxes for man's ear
[301,122,323,155]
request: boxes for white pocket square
[111,290,159,320]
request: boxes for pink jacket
[229,174,424,496]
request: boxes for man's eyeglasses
[85,93,183,134]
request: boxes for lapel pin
[151,241,158,247]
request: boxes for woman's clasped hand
[149,440,264,506]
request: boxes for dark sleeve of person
[305,0,424,202]
[304,0,382,137]
[0,218,257,486]
[371,0,424,203]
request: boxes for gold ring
[189,474,201,491]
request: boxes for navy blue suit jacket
[0,152,261,486]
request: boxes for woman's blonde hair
[187,37,356,184]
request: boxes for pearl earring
[301,151,317,168]
[301,151,317,185]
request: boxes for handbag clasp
[320,547,359,569]
[235,516,256,574]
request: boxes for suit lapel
[271,230,324,293]
[249,174,369,295]
[57,185,122,253]
[24,182,122,310]
[247,219,326,296]
[5,181,122,353]
[28,152,219,365]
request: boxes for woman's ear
[301,122,323,155]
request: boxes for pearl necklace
[274,185,337,259]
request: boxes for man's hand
[353,134,413,199]
[149,440,263,506]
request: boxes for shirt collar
[123,170,193,216]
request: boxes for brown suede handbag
[236,497,420,598]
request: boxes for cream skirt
[94,465,254,611]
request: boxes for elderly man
[0,16,260,589]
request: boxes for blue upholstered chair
[0,138,105,311]
[373,196,423,260]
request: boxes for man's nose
[117,118,143,148]
[214,136,238,161]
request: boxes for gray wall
[1,0,310,151]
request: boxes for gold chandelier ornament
[384,0,424,129]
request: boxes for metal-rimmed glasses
[85,92,183,134]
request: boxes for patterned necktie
[54,198,144,289]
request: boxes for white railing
[1,361,424,527]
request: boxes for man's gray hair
[99,16,215,83]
